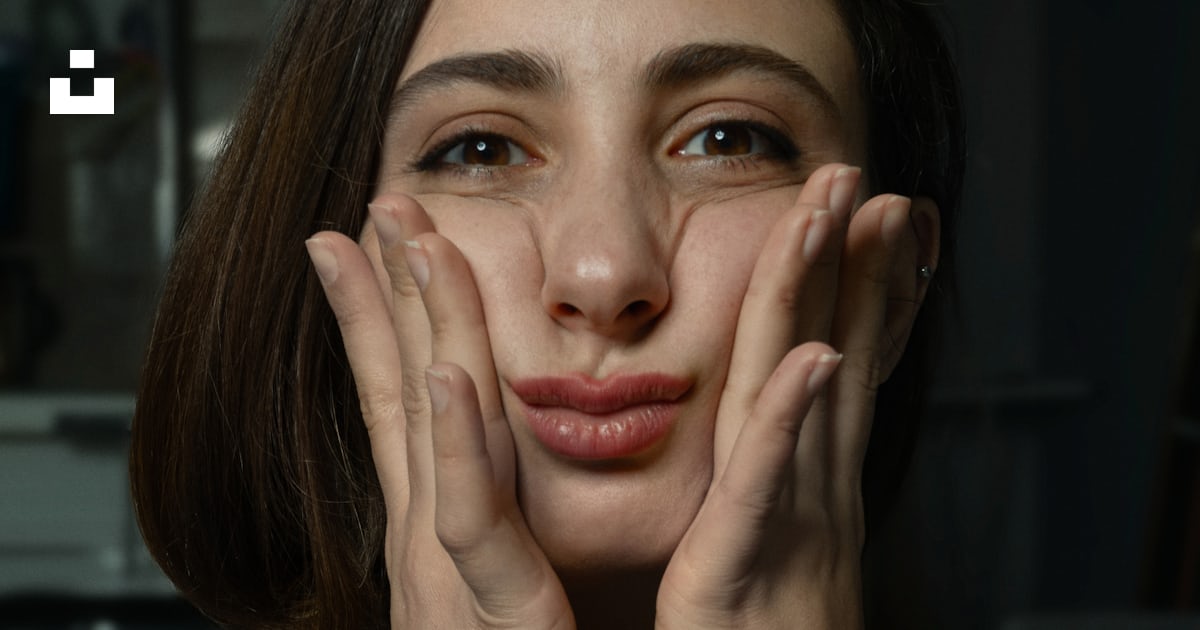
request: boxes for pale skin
[304,0,940,627]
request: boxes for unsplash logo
[49,49,114,115]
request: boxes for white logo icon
[49,50,114,115]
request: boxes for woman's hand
[656,164,918,629]
[306,197,574,629]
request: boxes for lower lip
[523,402,679,460]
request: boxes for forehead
[403,0,862,121]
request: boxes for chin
[535,511,684,577]
[516,444,713,578]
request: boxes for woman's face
[374,0,864,574]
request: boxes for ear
[878,195,940,382]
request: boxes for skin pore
[372,0,863,570]
[315,0,940,625]
[121,0,957,623]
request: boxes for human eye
[673,121,798,162]
[413,130,533,173]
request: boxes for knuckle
[357,388,404,431]
[743,281,802,314]
[386,262,423,301]
[434,523,476,559]
[772,284,803,313]
[400,376,430,419]
[329,299,374,332]
[719,372,764,411]
[434,506,496,558]
[863,263,892,287]
[398,388,432,427]
[764,410,804,445]
[427,311,455,341]
[714,470,777,519]
[841,351,882,392]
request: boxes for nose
[540,188,670,340]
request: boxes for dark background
[0,1,1197,628]
[870,1,1200,627]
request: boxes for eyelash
[411,126,515,175]
[673,119,800,164]
[410,119,800,177]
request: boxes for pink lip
[510,373,691,460]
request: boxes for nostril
[555,303,580,317]
[623,300,651,319]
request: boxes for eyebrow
[389,49,563,120]
[388,42,841,122]
[643,43,841,122]
[643,43,840,120]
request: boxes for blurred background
[1,0,275,627]
[0,1,1196,628]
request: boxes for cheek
[408,184,799,356]
[671,186,799,334]
[412,195,544,338]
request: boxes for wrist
[654,569,864,630]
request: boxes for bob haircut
[129,1,963,627]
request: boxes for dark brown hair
[129,1,962,627]
[832,0,964,529]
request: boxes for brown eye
[676,122,785,158]
[703,126,752,155]
[461,135,509,165]
[440,133,530,166]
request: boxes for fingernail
[304,238,338,285]
[368,202,403,249]
[829,166,861,217]
[426,367,450,414]
[403,240,430,292]
[803,210,832,263]
[807,352,843,395]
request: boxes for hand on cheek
[656,163,932,630]
[303,165,936,629]
[306,195,574,629]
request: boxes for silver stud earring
[918,265,933,280]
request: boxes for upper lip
[509,373,691,414]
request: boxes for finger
[795,162,857,219]
[358,197,436,314]
[426,363,558,614]
[410,234,504,422]
[305,233,410,510]
[366,196,437,396]
[825,194,910,479]
[371,197,514,496]
[712,164,857,475]
[792,165,859,343]
[368,197,441,509]
[681,344,840,578]
[409,231,515,487]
